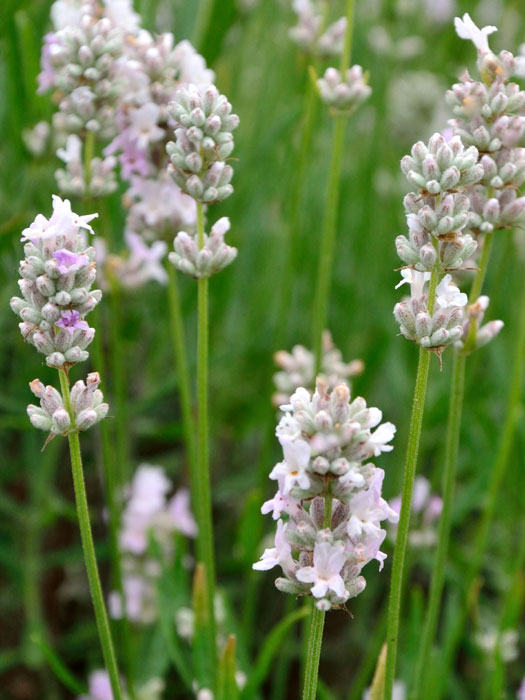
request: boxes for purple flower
[53,248,89,274]
[55,310,90,335]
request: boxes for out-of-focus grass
[0,1,524,698]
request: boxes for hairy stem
[58,369,124,700]
[196,201,217,687]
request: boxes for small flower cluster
[389,476,443,548]
[11,195,108,439]
[11,196,100,368]
[38,0,133,139]
[394,270,467,352]
[289,0,347,57]
[254,379,397,611]
[393,127,504,356]
[56,134,117,198]
[79,669,164,700]
[272,331,364,407]
[169,217,237,279]
[28,374,108,435]
[109,465,196,624]
[447,14,525,235]
[166,84,239,203]
[317,66,371,114]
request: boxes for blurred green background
[0,0,524,698]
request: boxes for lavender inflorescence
[254,379,397,612]
[166,84,239,203]
[11,195,108,438]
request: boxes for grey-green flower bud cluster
[468,187,525,233]
[272,331,364,407]
[10,196,100,369]
[317,66,371,115]
[454,295,504,354]
[27,373,108,435]
[289,1,347,57]
[55,135,117,197]
[400,133,483,195]
[39,9,125,138]
[394,275,466,350]
[397,193,477,272]
[166,84,239,203]
[168,217,237,278]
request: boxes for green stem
[167,263,197,477]
[84,130,95,186]
[302,488,332,700]
[58,369,124,700]
[409,230,496,699]
[302,606,326,700]
[384,263,439,700]
[312,0,355,375]
[195,201,217,687]
[409,352,465,700]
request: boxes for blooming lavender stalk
[11,196,123,700]
[385,120,491,698]
[165,82,239,693]
[253,380,397,699]
[409,16,525,699]
[311,0,371,376]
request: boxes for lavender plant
[165,81,239,694]
[254,379,397,699]
[10,195,123,700]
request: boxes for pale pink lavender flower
[296,540,347,599]
[269,437,311,495]
[517,678,525,700]
[253,520,294,571]
[435,274,468,308]
[454,13,497,55]
[53,248,89,273]
[395,269,431,298]
[21,195,97,242]
[55,310,90,335]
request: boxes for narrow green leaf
[241,606,309,699]
[218,634,238,700]
[369,643,387,700]
[31,635,86,695]
[193,563,214,690]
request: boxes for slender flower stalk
[312,0,356,376]
[195,200,217,681]
[166,82,239,692]
[166,263,198,472]
[11,195,125,698]
[407,11,525,692]
[58,369,124,700]
[432,275,525,700]
[383,335,432,700]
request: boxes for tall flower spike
[254,379,397,611]
[166,84,239,202]
[11,195,101,369]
